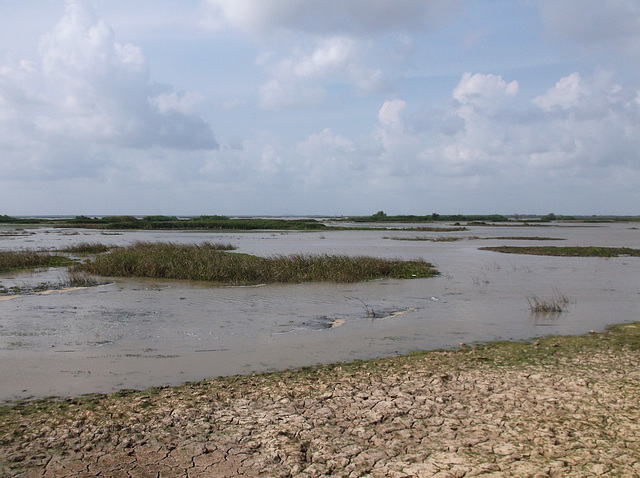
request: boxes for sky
[1,1,639,216]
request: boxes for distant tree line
[346,212,510,223]
[59,215,327,230]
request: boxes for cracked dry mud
[2,323,639,477]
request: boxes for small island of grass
[480,245,640,257]
[72,241,438,284]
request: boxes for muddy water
[1,223,639,403]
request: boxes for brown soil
[1,323,639,477]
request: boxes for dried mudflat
[1,322,639,477]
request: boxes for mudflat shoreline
[1,323,639,477]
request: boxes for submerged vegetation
[480,246,640,257]
[0,270,104,296]
[527,292,572,314]
[73,241,438,285]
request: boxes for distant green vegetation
[0,215,41,224]
[73,241,438,285]
[480,246,640,257]
[345,211,510,223]
[2,212,640,231]
[60,215,328,230]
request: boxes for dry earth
[1,323,639,477]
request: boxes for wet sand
[2,322,639,477]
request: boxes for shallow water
[1,222,639,403]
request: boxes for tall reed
[527,292,571,314]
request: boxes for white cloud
[295,128,359,185]
[0,0,217,183]
[453,72,519,111]
[378,99,406,127]
[533,72,585,111]
[2,2,640,215]
[257,36,384,109]
[204,1,440,110]
[538,0,640,60]
[149,91,204,115]
[360,71,640,187]
[203,0,459,36]
[258,78,325,110]
[292,37,355,78]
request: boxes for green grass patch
[479,246,640,257]
[471,322,640,367]
[72,241,438,284]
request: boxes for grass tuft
[527,292,572,314]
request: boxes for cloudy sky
[1,1,639,216]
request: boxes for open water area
[0,222,638,404]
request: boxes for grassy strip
[406,226,467,232]
[0,250,73,273]
[73,241,437,284]
[480,246,640,257]
[56,215,328,231]
[389,236,562,243]
[489,236,563,241]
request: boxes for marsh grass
[481,246,640,257]
[73,241,437,284]
[64,270,104,287]
[527,292,572,314]
[0,250,73,273]
[488,236,563,241]
[408,226,467,232]
[60,242,113,254]
[61,216,328,231]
